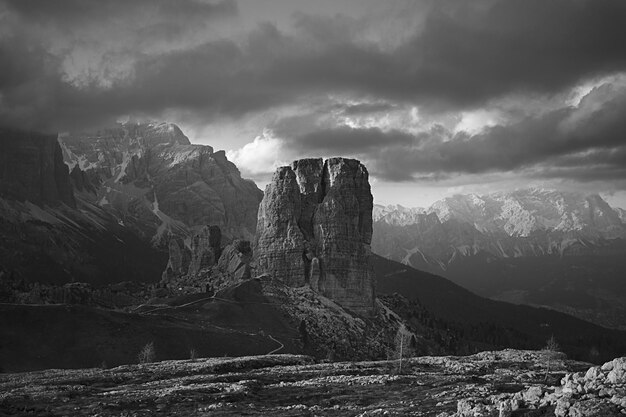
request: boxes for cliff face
[0,128,75,207]
[255,157,375,315]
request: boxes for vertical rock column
[255,157,375,316]
[255,166,307,286]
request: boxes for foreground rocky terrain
[2,349,619,416]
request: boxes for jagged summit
[59,122,262,241]
[255,157,375,316]
[376,188,624,237]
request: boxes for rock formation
[187,226,222,277]
[0,128,75,208]
[161,238,191,282]
[217,240,253,282]
[255,157,375,316]
[161,225,253,293]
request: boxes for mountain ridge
[372,188,626,329]
[60,121,262,243]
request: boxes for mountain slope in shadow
[373,254,626,363]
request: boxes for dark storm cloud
[2,0,626,131]
[248,0,626,109]
[277,85,626,182]
[396,0,626,108]
[341,102,396,115]
[286,126,415,154]
[3,0,238,25]
[0,0,241,131]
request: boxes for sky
[1,0,626,208]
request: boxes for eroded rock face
[0,128,75,208]
[255,157,375,316]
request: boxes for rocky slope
[0,127,168,285]
[1,349,614,416]
[60,122,263,242]
[255,158,375,316]
[372,189,626,328]
[455,355,626,417]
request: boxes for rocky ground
[2,349,620,416]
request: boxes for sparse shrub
[138,342,156,364]
[325,347,336,362]
[190,348,197,361]
[544,335,560,352]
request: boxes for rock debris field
[3,349,626,416]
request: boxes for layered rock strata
[255,157,375,316]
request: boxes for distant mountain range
[372,189,626,329]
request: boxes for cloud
[271,82,626,182]
[2,0,626,132]
[341,102,396,115]
[226,130,288,181]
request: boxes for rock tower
[255,157,375,315]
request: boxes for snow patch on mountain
[373,204,425,226]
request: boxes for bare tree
[391,323,414,374]
[138,342,156,364]
[543,335,561,381]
